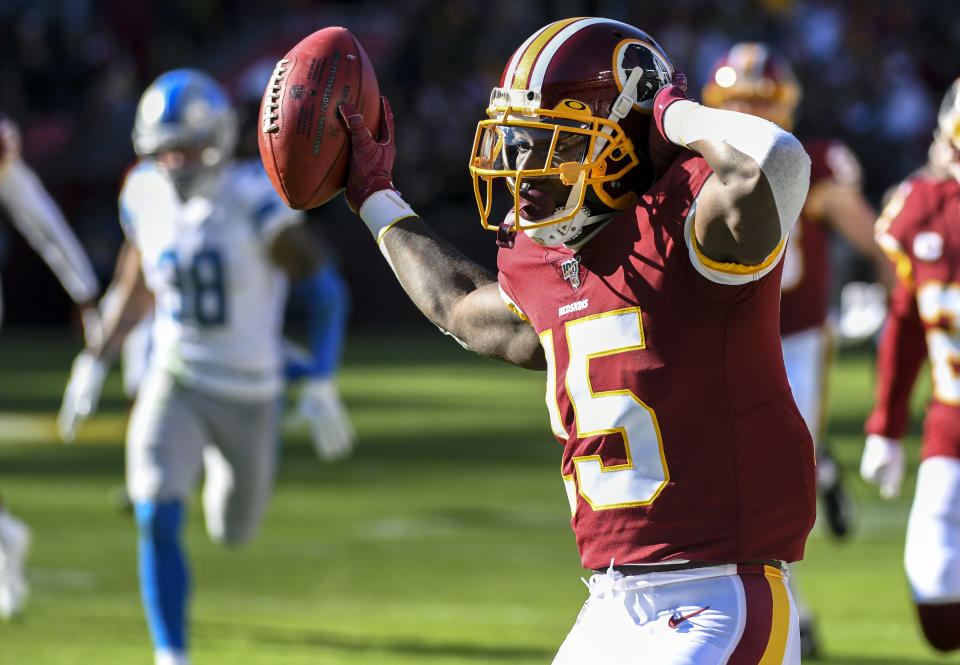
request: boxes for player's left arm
[806,148,895,292]
[652,76,809,267]
[57,241,151,442]
[269,222,357,460]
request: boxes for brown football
[258,27,380,210]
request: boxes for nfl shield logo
[289,85,306,100]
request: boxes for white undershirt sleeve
[663,100,810,239]
[0,159,100,302]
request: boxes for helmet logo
[613,40,673,111]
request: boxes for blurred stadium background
[1,0,959,663]
[1,0,957,329]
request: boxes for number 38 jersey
[498,154,816,570]
[119,160,302,401]
[867,176,960,460]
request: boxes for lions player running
[861,77,960,653]
[57,69,352,665]
[0,114,101,620]
[330,17,812,664]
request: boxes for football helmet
[936,77,960,183]
[469,17,674,246]
[132,69,237,198]
[702,42,801,131]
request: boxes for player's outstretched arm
[652,75,810,266]
[0,115,101,312]
[94,241,153,362]
[270,224,358,460]
[58,241,152,442]
[862,281,926,498]
[338,99,544,370]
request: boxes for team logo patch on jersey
[914,232,943,262]
[557,256,583,290]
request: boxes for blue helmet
[132,68,237,165]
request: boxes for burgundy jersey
[866,176,960,460]
[498,154,816,570]
[780,138,863,335]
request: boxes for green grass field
[0,329,956,664]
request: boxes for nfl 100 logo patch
[558,256,582,290]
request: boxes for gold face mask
[469,89,639,236]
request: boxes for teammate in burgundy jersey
[861,77,960,653]
[327,18,813,664]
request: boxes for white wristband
[358,189,417,244]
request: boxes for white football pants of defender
[126,370,280,544]
[553,564,800,665]
[780,326,829,442]
[905,456,960,603]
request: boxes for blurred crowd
[0,0,957,327]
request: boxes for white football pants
[553,563,800,665]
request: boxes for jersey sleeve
[874,180,923,290]
[117,162,157,250]
[240,162,303,247]
[864,281,927,439]
[683,197,789,286]
[497,275,529,323]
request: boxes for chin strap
[554,66,645,240]
[497,220,516,248]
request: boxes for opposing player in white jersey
[0,114,101,620]
[55,69,353,665]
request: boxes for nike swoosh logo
[668,606,710,628]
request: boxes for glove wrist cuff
[660,99,701,147]
[866,433,901,447]
[359,190,417,244]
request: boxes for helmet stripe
[526,17,609,91]
[505,17,584,90]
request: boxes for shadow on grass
[818,656,954,665]
[197,620,555,661]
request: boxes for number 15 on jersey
[541,307,670,513]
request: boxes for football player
[55,69,353,665]
[329,17,813,664]
[861,76,960,653]
[0,114,102,620]
[702,42,894,656]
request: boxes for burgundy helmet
[702,42,801,130]
[469,18,674,246]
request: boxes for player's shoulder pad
[226,159,303,237]
[118,161,169,239]
[804,136,862,187]
[120,160,164,197]
[874,176,954,260]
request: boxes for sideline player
[702,42,894,656]
[861,77,960,653]
[56,69,352,665]
[322,17,812,663]
[0,114,102,620]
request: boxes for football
[258,27,380,210]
